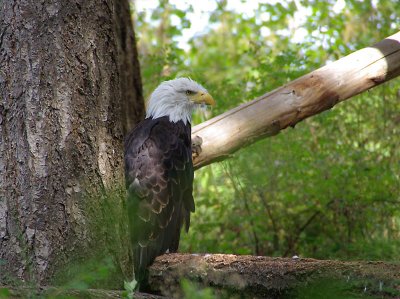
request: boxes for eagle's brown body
[124,116,195,285]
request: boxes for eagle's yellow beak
[191,92,216,107]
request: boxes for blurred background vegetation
[133,0,400,261]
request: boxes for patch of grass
[181,279,215,299]
[0,288,10,299]
[288,277,400,299]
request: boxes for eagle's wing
[124,117,194,283]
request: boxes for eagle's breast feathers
[125,117,194,279]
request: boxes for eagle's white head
[146,78,215,124]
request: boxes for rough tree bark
[0,0,143,285]
[114,0,145,134]
[192,31,400,169]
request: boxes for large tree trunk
[0,0,142,285]
[114,0,145,134]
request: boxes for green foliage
[122,279,137,299]
[0,288,10,299]
[181,279,215,299]
[288,278,377,299]
[135,0,400,262]
[56,256,116,291]
[52,185,131,291]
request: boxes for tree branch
[192,31,400,169]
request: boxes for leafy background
[134,0,400,261]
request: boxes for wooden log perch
[192,31,400,169]
[149,253,400,298]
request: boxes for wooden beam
[192,31,400,169]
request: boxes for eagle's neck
[146,91,194,125]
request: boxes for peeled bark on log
[192,31,400,169]
[149,253,400,298]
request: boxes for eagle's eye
[185,90,195,95]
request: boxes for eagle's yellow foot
[192,135,203,158]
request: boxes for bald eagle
[125,78,215,287]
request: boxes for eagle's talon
[192,135,203,158]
